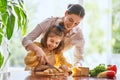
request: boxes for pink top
[22,17,85,66]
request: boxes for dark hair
[41,24,65,53]
[67,4,85,18]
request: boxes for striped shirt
[22,17,85,66]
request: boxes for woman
[22,4,85,66]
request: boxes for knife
[45,62,60,72]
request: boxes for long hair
[41,24,65,53]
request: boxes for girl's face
[47,36,63,51]
[63,11,83,31]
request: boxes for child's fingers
[59,65,69,72]
[45,56,49,63]
[39,56,47,65]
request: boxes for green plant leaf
[0,0,7,12]
[0,33,2,45]
[0,27,3,33]
[20,8,27,35]
[0,27,3,45]
[1,0,7,6]
[13,5,22,29]
[1,12,9,26]
[22,22,27,35]
[18,0,24,8]
[0,52,4,68]
[6,13,15,40]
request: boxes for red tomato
[106,70,116,79]
[107,65,117,74]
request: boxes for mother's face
[63,11,83,31]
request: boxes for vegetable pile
[89,64,117,79]
[89,64,107,77]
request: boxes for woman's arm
[71,27,85,66]
[74,45,84,66]
[22,17,55,64]
[22,18,54,48]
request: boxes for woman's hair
[41,24,65,53]
[67,4,85,18]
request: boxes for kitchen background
[0,0,120,70]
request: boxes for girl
[24,24,72,70]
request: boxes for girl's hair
[41,24,65,53]
[67,4,85,18]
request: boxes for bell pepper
[107,65,117,74]
[106,70,116,79]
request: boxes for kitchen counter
[7,69,120,80]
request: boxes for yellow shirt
[24,42,72,69]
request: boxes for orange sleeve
[24,42,40,68]
[24,51,39,68]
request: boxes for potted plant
[0,0,27,79]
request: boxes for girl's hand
[35,47,48,65]
[26,42,48,65]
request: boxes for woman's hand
[59,65,69,72]
[59,65,72,75]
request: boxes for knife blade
[45,62,60,72]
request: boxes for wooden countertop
[7,70,120,80]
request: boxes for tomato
[107,65,117,74]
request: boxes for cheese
[78,67,89,76]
